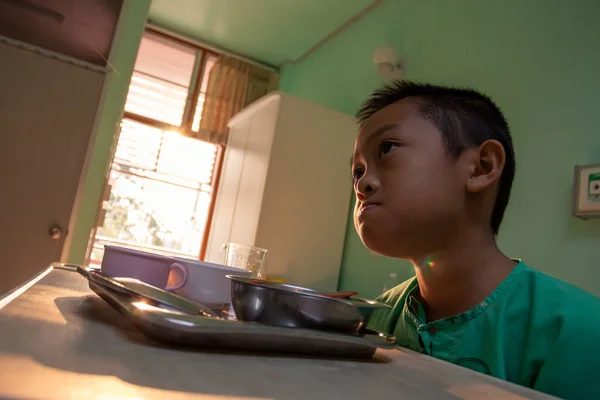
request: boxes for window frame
[112,26,224,261]
[124,26,220,134]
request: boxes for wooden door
[0,42,104,294]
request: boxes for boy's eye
[379,141,399,158]
[352,168,364,182]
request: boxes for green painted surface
[148,0,372,66]
[280,0,600,299]
[67,0,150,264]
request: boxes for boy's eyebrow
[366,124,399,145]
[350,124,398,167]
[351,123,400,167]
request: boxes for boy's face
[352,99,469,259]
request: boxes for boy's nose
[356,174,379,198]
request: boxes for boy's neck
[411,228,516,322]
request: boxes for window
[193,55,217,131]
[124,34,196,126]
[89,29,221,264]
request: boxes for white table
[0,266,554,399]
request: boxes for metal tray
[77,266,216,316]
[88,280,397,359]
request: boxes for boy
[352,81,600,399]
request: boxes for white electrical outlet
[573,164,600,219]
[589,177,600,195]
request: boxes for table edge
[0,266,55,310]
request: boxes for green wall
[279,0,600,299]
[66,0,150,264]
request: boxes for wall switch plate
[573,164,600,219]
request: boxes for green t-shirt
[368,261,600,399]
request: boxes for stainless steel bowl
[228,276,390,333]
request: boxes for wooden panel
[0,43,104,294]
[206,93,353,288]
[256,94,356,290]
[228,97,278,248]
[204,120,251,264]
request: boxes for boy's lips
[357,201,381,218]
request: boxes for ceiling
[148,0,375,67]
[0,0,122,66]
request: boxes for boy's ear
[466,140,506,193]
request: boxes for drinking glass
[224,243,268,278]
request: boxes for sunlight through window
[90,31,221,265]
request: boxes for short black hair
[356,80,515,235]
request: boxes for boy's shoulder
[517,264,600,397]
[518,263,600,332]
[368,276,417,333]
[378,275,418,305]
[520,263,600,315]
[373,262,600,316]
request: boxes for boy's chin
[360,235,395,258]
[359,230,412,259]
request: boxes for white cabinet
[205,92,356,291]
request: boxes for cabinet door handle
[48,224,64,239]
